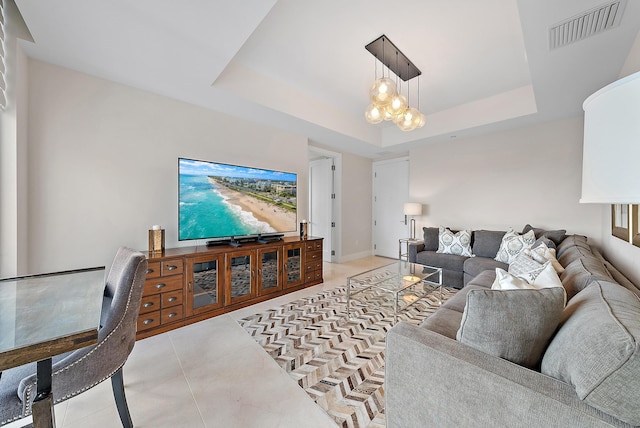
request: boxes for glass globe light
[369,77,397,106]
[365,103,383,124]
[383,108,396,121]
[392,107,407,124]
[385,93,407,117]
[397,107,419,131]
[415,111,427,128]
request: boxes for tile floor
[6,256,391,428]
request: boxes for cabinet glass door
[284,243,304,288]
[258,248,281,296]
[227,251,256,304]
[187,254,223,316]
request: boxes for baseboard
[337,249,374,263]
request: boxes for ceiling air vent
[549,0,626,50]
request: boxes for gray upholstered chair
[0,247,147,427]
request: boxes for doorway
[308,147,340,262]
[372,158,409,258]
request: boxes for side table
[399,238,422,261]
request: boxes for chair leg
[111,367,133,428]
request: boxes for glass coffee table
[346,261,442,324]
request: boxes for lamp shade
[403,202,422,216]
[581,70,640,203]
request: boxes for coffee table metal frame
[346,261,442,324]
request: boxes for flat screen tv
[178,157,297,242]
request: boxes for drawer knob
[167,297,177,302]
[156,283,166,289]
[143,319,154,325]
[143,302,154,308]
[168,312,178,318]
[147,268,155,274]
[166,265,178,271]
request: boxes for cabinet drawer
[162,259,183,276]
[306,250,322,263]
[307,240,321,251]
[162,290,183,308]
[137,311,160,331]
[144,275,183,296]
[146,261,161,278]
[140,294,161,314]
[315,270,322,280]
[305,272,315,282]
[161,305,184,324]
[305,263,315,272]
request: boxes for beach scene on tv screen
[179,158,297,240]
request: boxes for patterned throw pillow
[529,243,564,273]
[436,227,473,256]
[494,229,536,264]
[508,252,548,283]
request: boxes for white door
[309,158,333,262]
[373,159,409,258]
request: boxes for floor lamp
[403,202,422,240]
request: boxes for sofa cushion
[456,287,565,368]
[522,224,566,246]
[557,245,596,267]
[541,281,640,426]
[441,284,486,313]
[466,269,496,288]
[556,234,590,258]
[422,227,439,251]
[437,227,473,256]
[463,257,507,279]
[472,230,506,258]
[416,251,467,272]
[419,307,463,340]
[494,229,536,264]
[560,257,613,300]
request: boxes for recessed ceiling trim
[549,0,626,50]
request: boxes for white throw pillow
[494,229,536,264]
[436,227,473,256]
[528,243,565,274]
[491,268,535,290]
[492,264,566,305]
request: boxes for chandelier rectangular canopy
[365,35,421,81]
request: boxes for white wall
[0,0,30,276]
[26,60,309,273]
[409,117,603,240]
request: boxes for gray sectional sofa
[388,233,640,427]
[408,225,566,288]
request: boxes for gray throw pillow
[522,224,566,246]
[422,227,439,251]
[472,230,506,258]
[456,287,565,368]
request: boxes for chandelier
[364,35,425,131]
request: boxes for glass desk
[347,261,442,324]
[0,267,106,428]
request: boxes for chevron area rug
[237,285,456,427]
